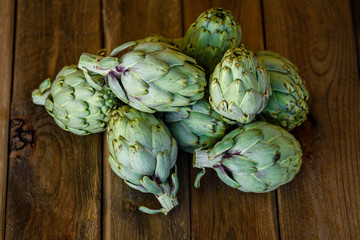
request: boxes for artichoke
[32,65,117,135]
[255,51,309,130]
[78,42,207,113]
[193,121,302,193]
[164,99,228,154]
[107,105,179,215]
[209,45,271,124]
[178,7,242,75]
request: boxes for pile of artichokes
[32,7,309,215]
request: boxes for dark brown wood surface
[351,0,360,62]
[5,0,103,239]
[263,0,360,239]
[0,0,15,239]
[1,0,360,239]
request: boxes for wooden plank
[263,0,360,239]
[0,0,15,239]
[183,1,279,239]
[5,0,103,239]
[102,1,191,239]
[351,0,360,63]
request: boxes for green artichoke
[255,51,309,130]
[32,65,117,135]
[209,45,271,124]
[164,100,228,154]
[107,105,179,215]
[178,7,242,75]
[193,121,302,193]
[78,42,207,113]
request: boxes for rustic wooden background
[1,0,359,239]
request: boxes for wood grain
[263,0,360,239]
[102,1,191,239]
[183,1,279,239]
[0,0,15,239]
[1,0,359,239]
[5,0,103,239]
[351,0,360,64]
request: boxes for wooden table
[1,0,359,239]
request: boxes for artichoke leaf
[107,72,129,103]
[214,166,241,189]
[232,173,268,193]
[110,41,137,57]
[131,53,169,81]
[129,143,156,175]
[221,155,257,174]
[155,152,170,183]
[140,176,163,195]
[170,167,179,197]
[239,90,264,115]
[242,140,280,169]
[128,97,156,113]
[151,124,172,154]
[124,181,149,193]
[194,168,206,188]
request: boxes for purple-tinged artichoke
[193,121,302,193]
[107,105,179,214]
[78,42,206,113]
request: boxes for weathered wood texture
[102,0,191,239]
[5,0,103,239]
[263,0,360,239]
[183,1,279,240]
[351,0,360,65]
[0,1,15,239]
[2,1,360,239]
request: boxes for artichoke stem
[138,193,178,215]
[138,181,178,215]
[156,193,179,215]
[193,149,214,168]
[32,78,52,106]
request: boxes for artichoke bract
[107,105,179,215]
[209,45,271,124]
[78,42,207,113]
[178,7,242,75]
[255,51,309,130]
[193,121,302,193]
[32,65,117,135]
[164,100,228,154]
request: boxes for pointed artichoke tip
[110,41,137,57]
